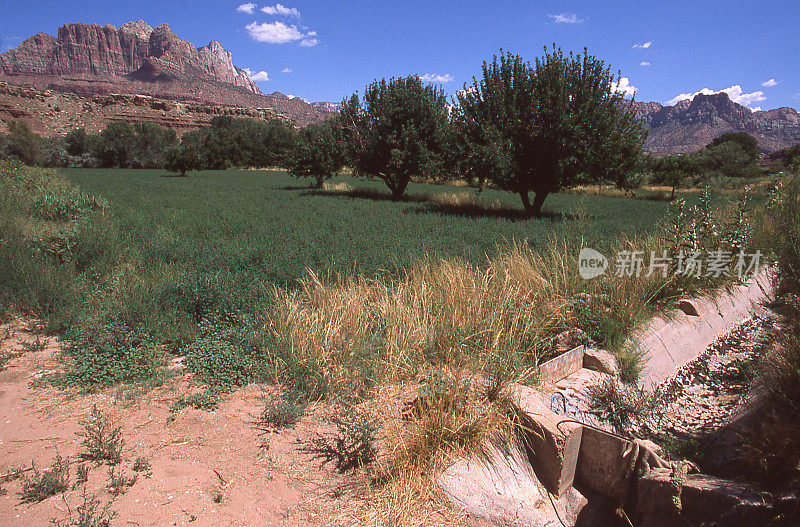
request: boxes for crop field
[65,168,682,286]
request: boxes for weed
[211,490,223,503]
[56,320,162,391]
[259,397,305,429]
[50,489,115,527]
[21,335,47,352]
[106,467,137,496]
[19,454,69,503]
[183,313,267,392]
[618,345,648,384]
[77,406,123,464]
[658,433,707,467]
[132,457,151,473]
[587,378,666,437]
[307,405,377,472]
[170,390,221,413]
[75,464,89,486]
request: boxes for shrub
[587,378,666,437]
[77,406,124,464]
[259,397,305,429]
[50,489,115,527]
[19,454,69,503]
[308,404,377,472]
[106,467,137,496]
[58,320,162,390]
[170,390,221,414]
[132,457,151,473]
[183,314,267,391]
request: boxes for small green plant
[77,406,123,464]
[587,378,666,437]
[658,433,707,468]
[132,457,151,473]
[50,488,115,527]
[211,490,223,503]
[21,335,47,352]
[308,405,377,472]
[75,463,89,486]
[259,397,305,429]
[19,454,69,503]
[169,390,221,418]
[106,467,137,496]
[618,345,648,384]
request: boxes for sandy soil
[0,317,354,527]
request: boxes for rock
[636,469,773,526]
[552,328,594,354]
[438,437,588,527]
[0,21,326,126]
[630,92,800,155]
[583,347,620,376]
[575,427,672,503]
[510,384,583,497]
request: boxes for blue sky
[1,1,798,110]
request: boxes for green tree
[453,48,647,216]
[165,132,206,176]
[95,122,136,167]
[6,120,42,165]
[652,154,700,199]
[707,132,760,165]
[65,127,92,156]
[130,122,177,168]
[288,119,345,188]
[339,76,450,200]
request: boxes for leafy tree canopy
[339,75,450,200]
[452,47,647,217]
[288,119,346,188]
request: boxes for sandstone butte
[0,20,326,131]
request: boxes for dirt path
[0,317,349,527]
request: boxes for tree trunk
[316,176,325,189]
[531,191,548,217]
[389,177,409,201]
[520,190,549,217]
[519,190,533,215]
[671,185,676,200]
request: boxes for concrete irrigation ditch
[436,271,777,526]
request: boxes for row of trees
[2,46,775,216]
[650,132,764,198]
[0,116,298,173]
[288,47,648,216]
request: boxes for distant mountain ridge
[629,93,800,155]
[0,20,324,126]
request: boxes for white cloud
[640,61,651,66]
[236,2,256,14]
[299,38,318,47]
[632,41,652,49]
[245,21,316,45]
[420,73,454,83]
[548,13,584,24]
[281,67,292,74]
[666,85,766,108]
[761,78,778,87]
[261,3,300,16]
[610,77,637,97]
[243,68,269,82]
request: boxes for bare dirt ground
[0,316,359,527]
